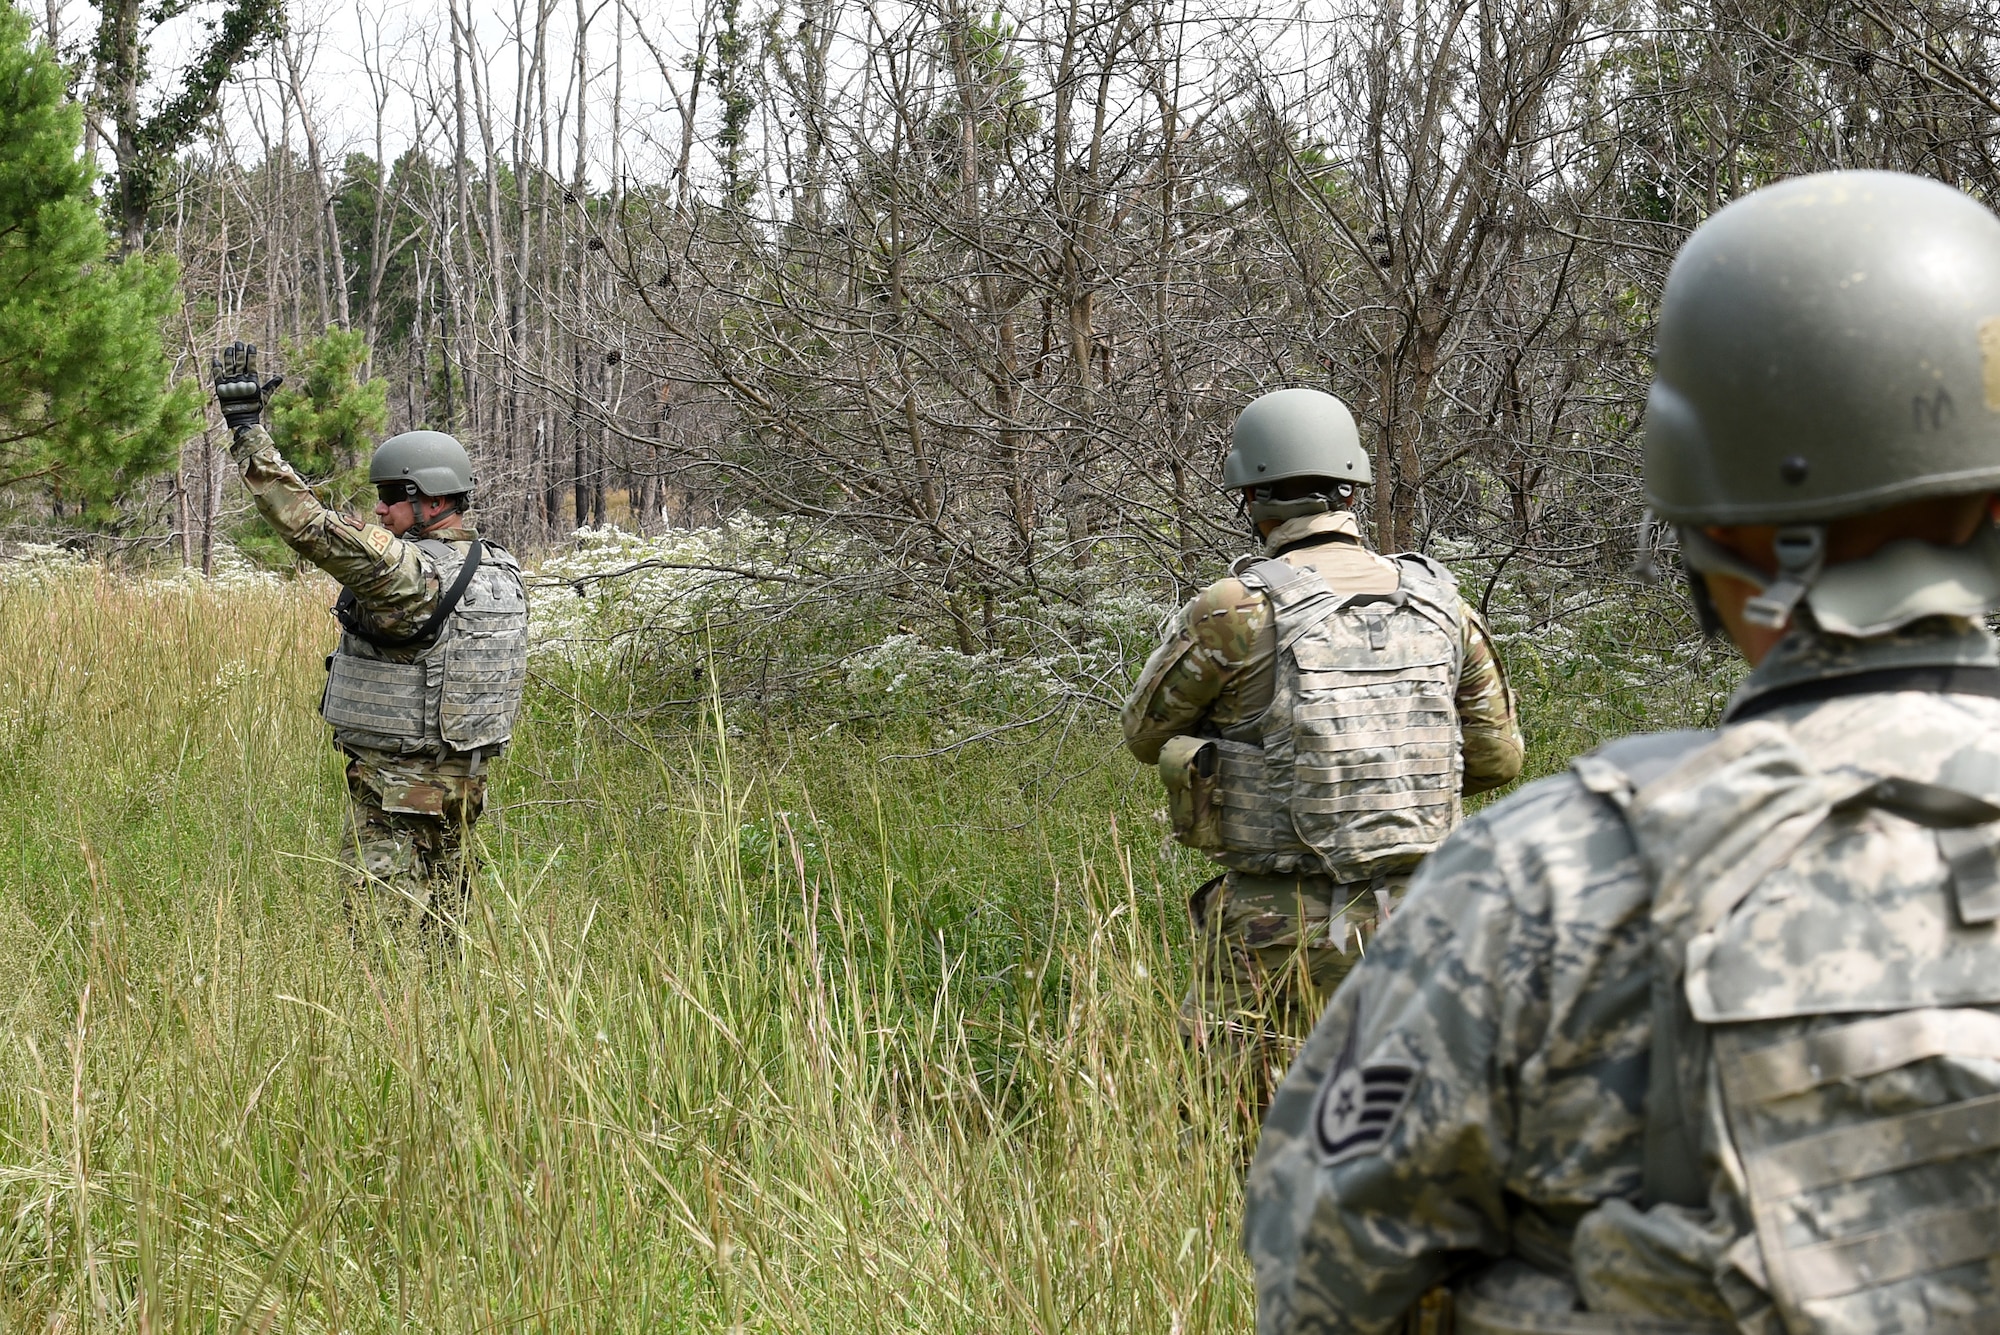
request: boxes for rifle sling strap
[335,538,484,650]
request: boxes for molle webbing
[1717,1013,2000,1317]
[322,539,529,755]
[439,604,530,751]
[322,655,428,745]
[1598,720,2000,1330]
[1212,553,1464,881]
[1210,738,1311,859]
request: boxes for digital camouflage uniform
[1243,617,2000,1333]
[230,423,499,941]
[1122,510,1523,1095]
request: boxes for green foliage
[267,326,389,479]
[709,0,758,207]
[0,4,199,522]
[94,0,284,242]
[333,148,434,345]
[236,327,387,568]
[927,10,1041,168]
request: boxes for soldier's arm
[1455,602,1525,794]
[1120,581,1269,765]
[228,424,440,637]
[1243,817,1529,1333]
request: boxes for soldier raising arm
[221,361,454,631]
[213,341,530,945]
[1247,172,2000,1334]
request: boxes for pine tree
[267,327,390,485]
[0,3,198,522]
[236,327,388,568]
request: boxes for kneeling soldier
[213,342,530,944]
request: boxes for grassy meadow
[0,564,1731,1332]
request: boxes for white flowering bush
[0,542,88,586]
[839,633,1068,718]
[521,518,1186,727]
[527,518,849,668]
[0,540,286,594]
[137,543,285,594]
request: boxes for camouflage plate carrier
[1165,552,1465,883]
[321,538,531,756]
[1559,720,2000,1335]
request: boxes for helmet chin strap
[407,497,463,539]
[1244,484,1358,538]
[1675,524,1826,629]
[1677,519,2000,639]
[1745,526,1827,628]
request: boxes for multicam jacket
[1243,618,2000,1334]
[1121,512,1524,873]
[231,424,477,637]
[229,425,527,814]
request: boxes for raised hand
[211,341,283,430]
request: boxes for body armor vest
[320,538,530,756]
[1556,719,2000,1334]
[1167,552,1465,883]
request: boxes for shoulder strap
[1236,555,1344,627]
[1390,551,1460,601]
[1576,724,1819,1208]
[1383,552,1462,633]
[1233,556,1304,590]
[336,538,485,649]
[1391,549,1458,584]
[1726,663,2000,723]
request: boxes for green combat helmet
[371,430,476,500]
[1223,388,1371,530]
[1645,170,2000,637]
[1224,387,1370,489]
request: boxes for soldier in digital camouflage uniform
[213,342,530,945]
[1123,388,1523,1112]
[1247,171,2000,1335]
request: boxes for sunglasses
[376,482,418,505]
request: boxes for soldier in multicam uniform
[1247,171,2000,1335]
[212,342,530,944]
[1123,388,1523,1111]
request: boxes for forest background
[16,0,2000,651]
[1,0,1999,1327]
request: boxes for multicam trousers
[338,756,487,946]
[1180,868,1409,1119]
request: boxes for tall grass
[0,567,1732,1331]
[0,570,1246,1332]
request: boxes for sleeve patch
[1313,1056,1416,1166]
[365,525,395,556]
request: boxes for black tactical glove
[211,341,284,431]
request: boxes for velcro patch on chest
[1313,1055,1416,1165]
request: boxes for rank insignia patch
[1313,1054,1415,1165]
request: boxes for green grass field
[0,567,1732,1332]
